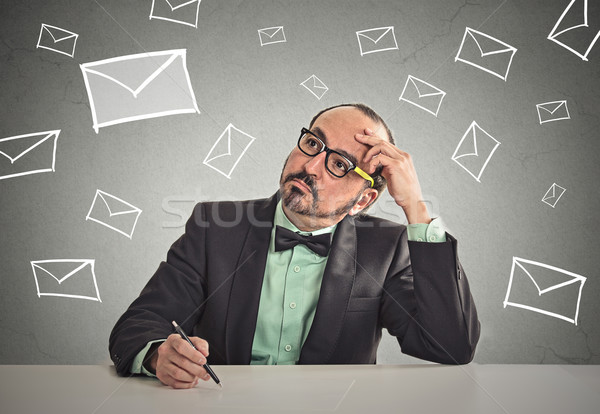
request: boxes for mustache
[283,172,317,196]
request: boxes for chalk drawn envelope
[31,259,101,302]
[548,0,600,61]
[86,189,142,239]
[80,49,200,133]
[36,23,79,58]
[203,124,256,179]
[503,257,586,324]
[149,0,201,28]
[455,27,517,81]
[536,100,570,124]
[300,74,328,100]
[451,121,500,182]
[356,26,398,56]
[258,26,286,46]
[542,183,566,208]
[399,75,446,117]
[0,130,60,181]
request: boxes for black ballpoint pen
[171,321,223,388]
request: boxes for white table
[1,364,599,413]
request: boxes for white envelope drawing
[36,23,79,58]
[300,74,329,100]
[80,49,200,133]
[542,183,566,208]
[399,75,446,117]
[455,27,517,81]
[503,257,586,325]
[536,100,570,124]
[451,121,500,182]
[258,26,286,46]
[548,0,600,61]
[149,0,201,28]
[86,189,142,239]
[356,26,398,56]
[203,124,256,179]
[0,130,60,181]
[31,259,101,302]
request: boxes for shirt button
[289,302,297,309]
[429,235,436,242]
[293,265,300,273]
[417,237,423,242]
[284,344,292,352]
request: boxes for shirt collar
[274,200,337,236]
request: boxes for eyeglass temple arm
[353,167,374,188]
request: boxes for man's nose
[303,151,327,177]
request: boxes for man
[109,103,480,389]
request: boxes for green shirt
[131,203,446,374]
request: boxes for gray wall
[1,0,598,365]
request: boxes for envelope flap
[311,75,327,89]
[43,25,77,42]
[0,132,55,163]
[467,28,514,55]
[359,27,391,43]
[552,0,588,36]
[82,51,179,95]
[166,0,198,10]
[408,76,444,97]
[515,258,584,294]
[32,260,90,284]
[538,101,565,114]
[97,191,139,215]
[260,26,283,37]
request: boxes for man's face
[279,106,381,230]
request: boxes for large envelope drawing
[0,130,60,181]
[149,0,201,28]
[86,189,142,239]
[542,182,566,208]
[203,124,256,179]
[399,75,446,117]
[80,49,200,133]
[31,259,101,302]
[258,26,286,46]
[451,121,500,182]
[536,100,570,124]
[36,23,79,58]
[503,257,586,324]
[356,26,398,56]
[455,27,517,81]
[548,0,600,61]
[300,74,328,100]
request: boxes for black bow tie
[274,225,331,257]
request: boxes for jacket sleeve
[108,203,209,376]
[380,231,480,364]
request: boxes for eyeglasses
[297,128,374,188]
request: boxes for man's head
[279,103,394,231]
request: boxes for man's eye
[307,138,318,147]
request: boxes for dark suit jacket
[109,193,480,375]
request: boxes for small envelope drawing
[300,74,329,100]
[31,259,101,302]
[258,26,286,46]
[542,183,566,208]
[548,0,600,61]
[0,130,60,181]
[455,27,517,81]
[536,100,570,124]
[451,121,500,182]
[36,23,79,58]
[399,75,446,117]
[356,26,398,56]
[503,257,586,324]
[86,189,142,239]
[203,124,256,179]
[80,49,200,133]
[149,0,201,28]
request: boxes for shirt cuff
[406,217,447,243]
[130,339,165,377]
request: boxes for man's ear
[349,189,378,216]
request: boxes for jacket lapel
[299,214,357,363]
[224,193,278,364]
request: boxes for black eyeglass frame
[297,128,374,188]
